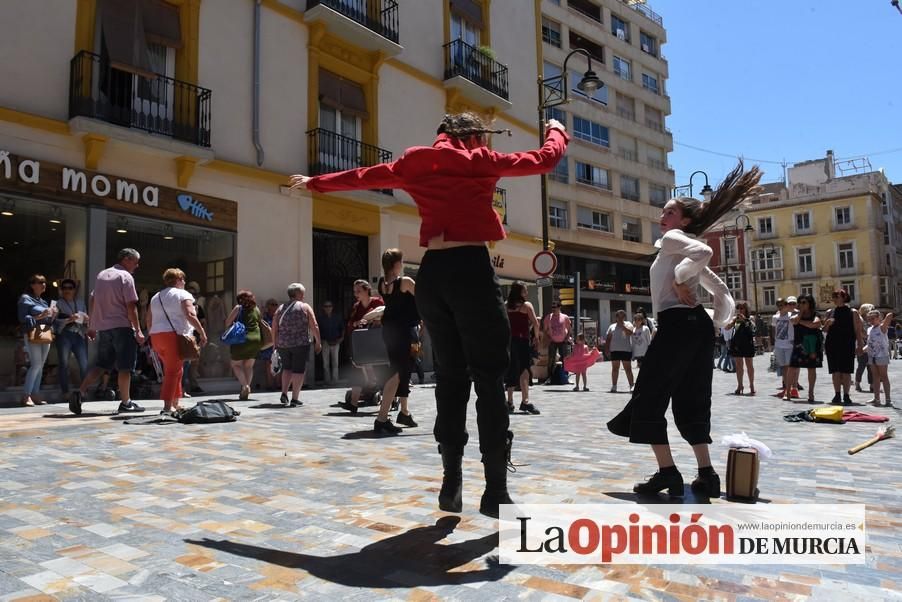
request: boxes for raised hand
[289,174,311,191]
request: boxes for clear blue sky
[659,0,902,189]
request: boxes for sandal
[733,387,743,395]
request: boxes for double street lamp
[537,48,604,310]
[733,214,776,318]
[672,170,713,200]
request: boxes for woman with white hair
[271,283,321,407]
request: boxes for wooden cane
[848,424,895,455]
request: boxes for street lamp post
[673,171,713,200]
[537,48,603,312]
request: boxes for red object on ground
[842,410,890,423]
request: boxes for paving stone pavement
[0,355,900,601]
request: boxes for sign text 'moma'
[0,151,158,207]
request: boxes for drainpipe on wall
[253,0,265,166]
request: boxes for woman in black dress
[787,295,823,403]
[823,288,863,405]
[729,301,757,395]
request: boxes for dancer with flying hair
[290,112,569,517]
[607,162,762,499]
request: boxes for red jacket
[307,128,570,246]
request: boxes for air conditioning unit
[616,29,626,40]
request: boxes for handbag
[29,323,54,345]
[157,293,200,361]
[221,306,247,345]
[260,319,273,350]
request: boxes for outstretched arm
[290,160,404,193]
[487,121,570,177]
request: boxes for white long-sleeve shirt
[650,229,736,327]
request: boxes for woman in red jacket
[291,112,569,518]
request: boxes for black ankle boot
[438,444,463,513]
[633,466,684,497]
[479,431,515,518]
[690,466,721,498]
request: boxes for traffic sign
[532,250,557,277]
[536,277,553,287]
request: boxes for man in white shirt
[772,297,798,399]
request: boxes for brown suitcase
[726,447,760,502]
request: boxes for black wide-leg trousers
[607,305,714,445]
[416,246,511,455]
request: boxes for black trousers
[607,305,714,445]
[382,323,414,398]
[416,246,511,454]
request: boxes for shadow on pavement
[603,491,712,505]
[342,430,430,440]
[249,403,296,410]
[323,411,379,418]
[43,412,116,419]
[186,516,513,588]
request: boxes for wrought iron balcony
[443,39,510,103]
[307,128,392,195]
[306,0,400,45]
[69,51,212,147]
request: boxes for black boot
[633,465,684,497]
[690,466,721,498]
[438,444,463,513]
[479,431,515,518]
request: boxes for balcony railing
[617,149,638,162]
[616,107,636,121]
[307,128,392,194]
[619,0,663,26]
[645,118,664,132]
[443,39,509,100]
[69,51,212,147]
[306,0,399,44]
[647,158,667,171]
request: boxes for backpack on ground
[177,400,240,424]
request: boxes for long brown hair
[673,161,763,236]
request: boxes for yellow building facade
[744,162,895,314]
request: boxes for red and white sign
[532,250,557,277]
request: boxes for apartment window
[569,30,603,63]
[542,18,562,48]
[880,277,889,297]
[620,175,640,202]
[645,106,663,131]
[725,272,742,297]
[640,31,657,56]
[841,280,857,303]
[611,15,630,42]
[646,147,666,171]
[642,73,659,94]
[884,222,891,245]
[800,283,814,298]
[763,286,776,308]
[649,184,667,208]
[569,0,601,22]
[550,157,569,183]
[575,162,610,189]
[758,217,774,236]
[751,247,783,281]
[797,247,814,275]
[573,117,609,147]
[794,211,811,233]
[577,206,612,232]
[622,216,642,242]
[613,56,631,81]
[616,93,635,121]
[882,195,889,214]
[723,238,737,264]
[544,106,566,126]
[569,69,608,104]
[835,206,852,228]
[838,243,855,271]
[549,200,569,229]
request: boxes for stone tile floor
[0,356,900,601]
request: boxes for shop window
[0,198,88,388]
[106,213,236,379]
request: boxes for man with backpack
[271,283,322,407]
